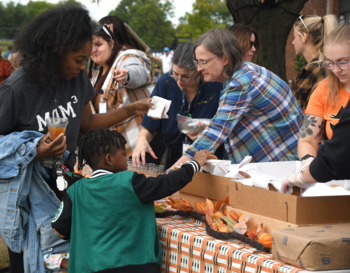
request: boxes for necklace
[52,89,60,107]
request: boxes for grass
[0,236,9,269]
[0,40,14,56]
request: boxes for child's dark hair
[78,129,126,170]
[14,7,92,90]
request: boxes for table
[156,216,301,273]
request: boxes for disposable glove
[297,157,314,173]
[282,171,315,193]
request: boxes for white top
[160,54,172,73]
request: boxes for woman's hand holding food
[132,137,158,167]
[187,121,207,141]
[34,133,67,160]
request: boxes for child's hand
[193,150,212,167]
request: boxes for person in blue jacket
[132,42,224,169]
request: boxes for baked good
[207,154,217,160]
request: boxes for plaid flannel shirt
[90,54,153,157]
[185,62,303,164]
[289,57,327,110]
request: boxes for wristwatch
[300,154,315,161]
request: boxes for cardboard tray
[180,161,350,225]
[229,180,350,225]
[180,172,230,201]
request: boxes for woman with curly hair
[0,7,153,273]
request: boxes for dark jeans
[7,248,24,273]
[145,133,166,165]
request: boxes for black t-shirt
[0,66,95,155]
[310,99,350,182]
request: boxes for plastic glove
[282,172,315,193]
[297,157,314,174]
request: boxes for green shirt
[67,170,162,273]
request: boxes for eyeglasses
[169,71,193,83]
[193,56,218,68]
[94,25,112,40]
[322,59,350,70]
[298,15,310,33]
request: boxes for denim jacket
[0,131,70,273]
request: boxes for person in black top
[282,23,350,193]
[52,129,210,273]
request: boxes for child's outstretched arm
[51,194,73,240]
[132,150,211,204]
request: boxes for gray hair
[193,28,243,79]
[172,42,201,79]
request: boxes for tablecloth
[156,216,301,273]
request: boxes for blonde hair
[294,14,338,61]
[324,23,350,107]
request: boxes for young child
[52,128,210,273]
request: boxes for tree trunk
[226,0,307,81]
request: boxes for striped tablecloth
[156,216,301,273]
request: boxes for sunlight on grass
[0,236,9,269]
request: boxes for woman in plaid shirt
[172,28,303,168]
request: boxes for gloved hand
[297,157,314,173]
[282,172,315,193]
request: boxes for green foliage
[0,2,25,39]
[176,0,232,42]
[109,0,176,48]
[0,0,84,39]
[294,55,307,71]
[26,1,54,23]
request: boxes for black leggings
[7,247,24,273]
